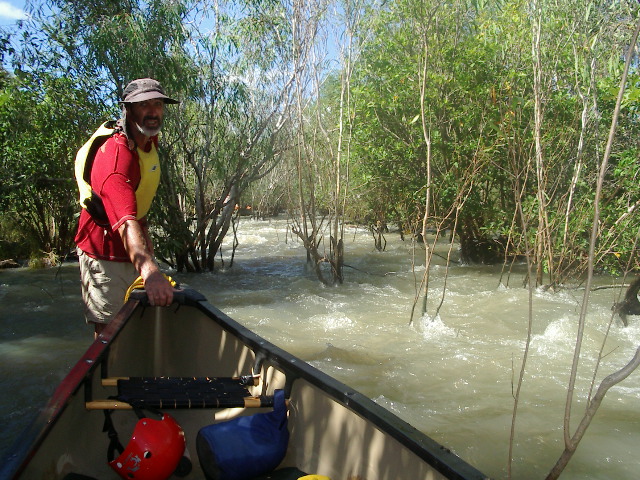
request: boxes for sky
[0,0,27,27]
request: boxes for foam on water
[531,316,581,359]
[414,313,458,341]
[309,312,355,331]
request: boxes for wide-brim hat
[120,78,180,104]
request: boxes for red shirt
[75,132,157,261]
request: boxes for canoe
[0,288,488,480]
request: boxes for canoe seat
[86,376,273,410]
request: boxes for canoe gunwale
[0,297,142,479]
[0,288,489,480]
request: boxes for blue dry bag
[196,389,289,480]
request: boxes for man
[75,78,178,336]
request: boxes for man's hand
[119,219,174,307]
[142,270,174,307]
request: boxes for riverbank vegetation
[0,0,637,285]
[1,1,640,477]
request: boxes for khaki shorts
[78,248,138,325]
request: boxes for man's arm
[118,219,174,306]
[139,219,154,256]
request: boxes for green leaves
[0,68,103,255]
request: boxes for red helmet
[109,413,186,480]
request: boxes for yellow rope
[124,274,177,303]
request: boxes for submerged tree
[543,12,640,480]
[155,0,298,272]
[287,0,357,286]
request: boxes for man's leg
[78,249,137,337]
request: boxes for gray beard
[135,122,161,137]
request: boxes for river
[1,217,639,479]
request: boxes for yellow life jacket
[75,121,115,216]
[75,121,161,224]
[135,143,161,219]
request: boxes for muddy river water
[1,217,639,479]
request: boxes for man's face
[127,99,165,137]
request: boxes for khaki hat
[121,78,179,104]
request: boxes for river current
[1,217,639,479]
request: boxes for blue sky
[0,0,27,26]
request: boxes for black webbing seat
[85,376,273,410]
[116,376,273,409]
